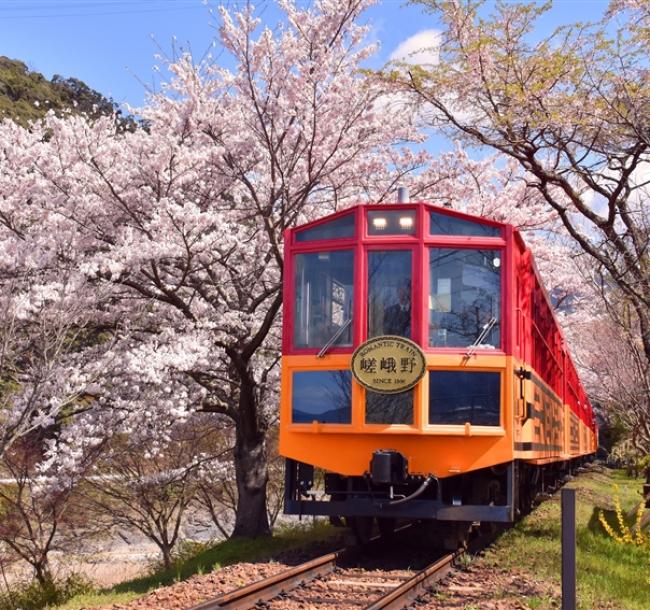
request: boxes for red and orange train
[279,199,596,540]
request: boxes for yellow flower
[599,486,648,548]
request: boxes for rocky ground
[415,562,562,609]
[84,542,563,610]
[93,562,287,610]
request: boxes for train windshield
[429,371,501,425]
[367,250,412,339]
[366,390,413,425]
[293,250,354,349]
[428,248,501,348]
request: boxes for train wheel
[377,517,397,539]
[348,516,374,545]
[423,521,472,550]
[329,515,345,527]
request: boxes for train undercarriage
[285,455,592,546]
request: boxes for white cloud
[389,30,441,66]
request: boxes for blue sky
[0,0,609,112]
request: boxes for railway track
[187,539,460,610]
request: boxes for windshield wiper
[317,318,353,358]
[466,316,497,357]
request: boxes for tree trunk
[33,559,52,588]
[635,301,650,367]
[161,545,173,569]
[232,423,270,537]
[225,342,273,538]
[154,539,174,569]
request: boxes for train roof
[292,200,508,234]
[291,201,553,323]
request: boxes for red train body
[279,201,596,532]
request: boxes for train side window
[428,371,500,426]
[295,214,355,242]
[368,250,413,339]
[429,211,500,237]
[294,250,354,349]
[291,370,352,424]
[429,248,501,348]
[365,390,413,425]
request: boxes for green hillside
[0,56,132,128]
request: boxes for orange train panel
[280,353,515,478]
[280,353,595,477]
[512,356,594,465]
[279,432,511,478]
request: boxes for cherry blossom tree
[0,0,441,538]
[383,0,650,454]
[389,0,650,365]
[83,419,227,569]
[195,455,237,539]
[0,435,99,588]
[0,260,117,461]
[0,0,597,545]
[564,277,650,456]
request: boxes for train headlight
[399,216,414,229]
[372,217,387,230]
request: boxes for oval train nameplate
[351,335,426,394]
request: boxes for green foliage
[112,522,336,595]
[0,56,135,129]
[482,467,650,609]
[636,454,650,473]
[610,440,649,477]
[0,574,92,610]
[146,538,214,575]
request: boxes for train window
[367,250,412,339]
[428,248,501,348]
[368,210,416,235]
[294,250,354,349]
[295,214,355,242]
[428,371,500,426]
[291,371,352,424]
[365,390,413,425]
[429,211,500,237]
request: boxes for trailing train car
[279,199,596,542]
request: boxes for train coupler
[369,449,408,485]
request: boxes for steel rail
[186,524,466,610]
[187,549,343,610]
[363,551,458,610]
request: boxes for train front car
[279,202,596,542]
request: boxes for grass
[0,575,93,610]
[482,466,650,610]
[52,521,338,609]
[44,467,650,609]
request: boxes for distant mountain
[0,56,135,129]
[292,406,351,424]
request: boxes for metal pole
[561,488,576,610]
